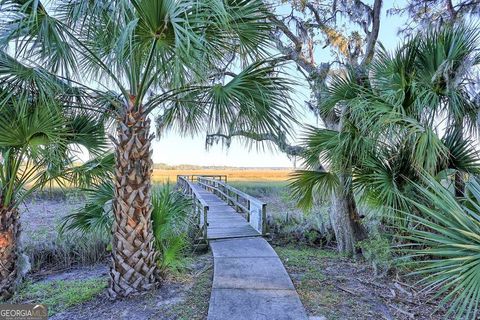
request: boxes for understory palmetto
[402,178,480,319]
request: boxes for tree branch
[269,14,303,52]
[305,3,351,59]
[205,131,305,157]
[446,0,458,21]
[360,0,382,66]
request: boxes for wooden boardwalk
[178,176,308,320]
[191,184,261,239]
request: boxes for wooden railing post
[247,200,251,222]
[203,206,208,241]
[261,203,267,235]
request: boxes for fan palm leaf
[0,50,109,300]
[401,178,480,319]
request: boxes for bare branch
[360,0,382,66]
[270,32,317,74]
[269,14,303,52]
[305,3,351,59]
[206,130,305,157]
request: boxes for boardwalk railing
[177,175,209,241]
[176,174,227,183]
[196,177,268,235]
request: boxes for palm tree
[0,51,108,300]
[354,25,480,215]
[1,0,295,297]
[288,66,374,254]
[290,25,480,251]
[416,26,480,197]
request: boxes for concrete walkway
[192,184,308,320]
[208,237,308,320]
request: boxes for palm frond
[0,52,110,205]
[156,60,296,141]
[409,128,448,174]
[320,68,361,118]
[0,0,76,71]
[443,129,480,174]
[62,152,114,189]
[401,177,480,319]
[59,181,114,235]
[300,126,338,169]
[353,150,414,219]
[288,170,339,210]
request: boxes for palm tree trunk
[329,175,367,255]
[454,120,465,198]
[454,171,465,198]
[108,104,158,298]
[0,205,20,300]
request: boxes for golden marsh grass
[152,168,293,183]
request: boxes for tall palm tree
[290,25,480,249]
[0,51,108,300]
[0,0,295,297]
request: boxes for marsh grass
[152,168,293,184]
[229,180,287,197]
[24,232,109,272]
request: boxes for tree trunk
[453,120,465,198]
[108,104,158,298]
[454,171,465,198]
[0,205,20,300]
[329,175,367,255]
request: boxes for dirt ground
[18,253,213,320]
[21,243,447,320]
[275,244,448,320]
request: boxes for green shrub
[356,235,392,277]
[151,184,192,274]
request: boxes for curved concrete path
[192,183,308,320]
[207,237,308,320]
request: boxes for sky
[151,1,409,168]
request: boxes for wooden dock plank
[190,183,261,240]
